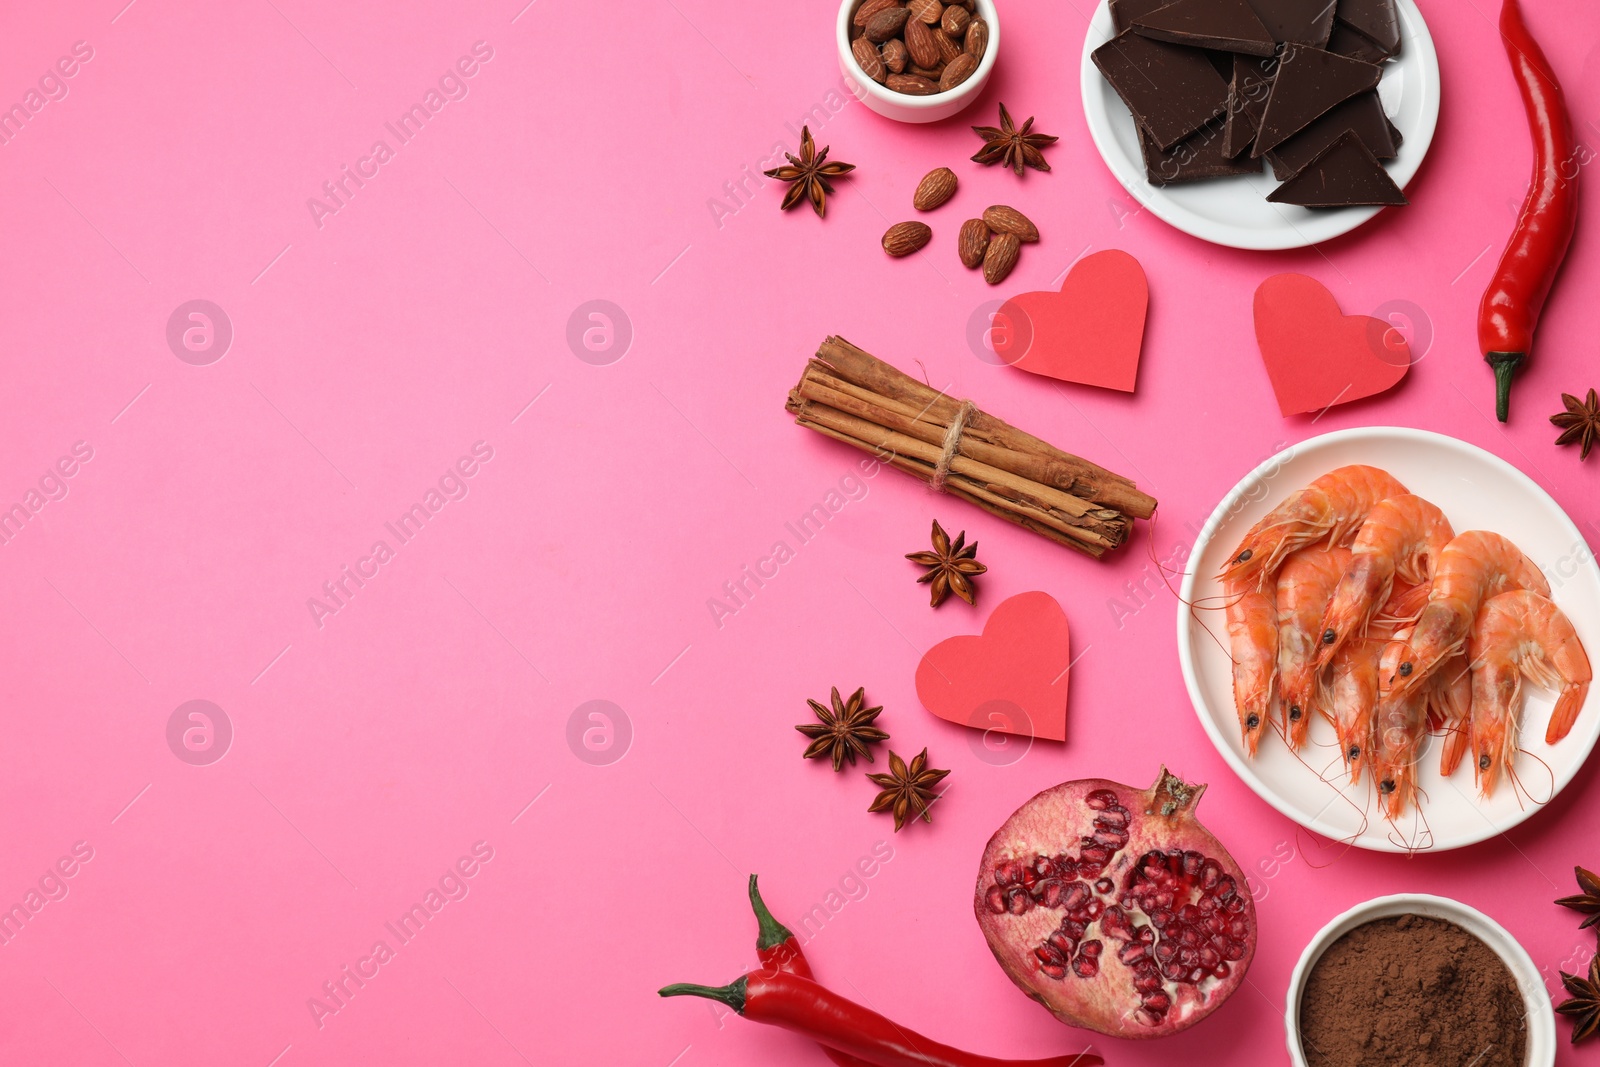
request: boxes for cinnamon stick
[785,337,1157,559]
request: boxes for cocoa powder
[1299,915,1527,1067]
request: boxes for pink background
[0,0,1597,1063]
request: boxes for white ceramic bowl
[1177,427,1600,852]
[837,0,999,123]
[1079,0,1441,249]
[1286,893,1555,1067]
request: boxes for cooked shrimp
[1469,591,1592,796]
[1322,638,1382,784]
[1276,547,1351,750]
[1219,465,1408,590]
[1224,575,1278,756]
[1314,496,1453,672]
[1433,653,1475,777]
[1372,637,1431,819]
[1372,581,1429,637]
[1391,531,1550,698]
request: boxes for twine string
[932,400,976,493]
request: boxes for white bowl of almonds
[838,0,998,123]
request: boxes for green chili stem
[1487,351,1524,423]
[658,977,748,1015]
[748,875,794,952]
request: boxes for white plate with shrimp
[1177,427,1600,852]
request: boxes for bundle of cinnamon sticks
[785,337,1157,558]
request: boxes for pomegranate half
[974,768,1256,1039]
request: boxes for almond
[883,221,933,257]
[865,5,911,41]
[958,218,990,269]
[908,0,942,22]
[886,73,939,95]
[904,17,941,69]
[934,26,963,63]
[851,38,887,83]
[983,205,1040,243]
[913,167,958,211]
[938,53,977,91]
[907,63,945,80]
[964,17,989,59]
[853,0,899,27]
[941,4,971,38]
[881,38,908,73]
[983,232,1021,285]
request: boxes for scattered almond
[983,232,1021,285]
[883,221,933,257]
[865,5,912,42]
[853,0,899,27]
[886,73,939,95]
[908,0,942,22]
[958,219,990,268]
[939,53,977,91]
[904,17,942,70]
[913,167,959,211]
[964,17,989,59]
[941,5,971,37]
[882,38,908,73]
[852,38,887,84]
[983,205,1040,243]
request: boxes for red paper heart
[915,591,1070,742]
[1253,273,1411,416]
[991,250,1148,393]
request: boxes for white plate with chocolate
[1079,0,1440,250]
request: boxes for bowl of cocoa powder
[1286,894,1554,1067]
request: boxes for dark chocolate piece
[1335,0,1400,54]
[1325,20,1395,62]
[1223,54,1277,158]
[1092,30,1232,150]
[1244,0,1337,46]
[1265,90,1396,179]
[1141,116,1264,184]
[1252,44,1382,157]
[1111,0,1175,34]
[1132,0,1277,57]
[1267,130,1407,206]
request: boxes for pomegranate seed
[985,886,1006,913]
[1224,939,1247,961]
[1162,962,1185,982]
[1212,961,1231,978]
[1138,926,1155,944]
[1040,963,1066,980]
[1096,807,1130,828]
[1200,859,1223,890]
[1142,991,1172,1012]
[996,861,1022,886]
[1179,926,1201,947]
[1084,790,1117,810]
[1073,955,1099,978]
[1229,919,1249,939]
[1182,851,1204,877]
[1049,931,1077,956]
[1101,906,1134,941]
[1210,934,1231,956]
[1079,939,1103,958]
[1225,895,1248,915]
[1021,867,1040,890]
[1079,845,1111,869]
[1084,899,1104,919]
[1117,942,1148,965]
[1154,941,1178,963]
[1006,887,1032,914]
[1200,946,1221,969]
[1034,879,1064,907]
[1062,920,1087,941]
[1032,855,1055,878]
[1178,904,1202,925]
[1092,828,1129,849]
[1133,970,1163,993]
[1178,946,1200,968]
[1188,967,1206,983]
[1095,878,1114,894]
[1061,882,1091,911]
[1151,890,1176,909]
[1036,943,1066,966]
[1149,908,1174,929]
[1206,914,1227,935]
[1213,876,1237,901]
[1054,853,1076,876]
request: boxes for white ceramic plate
[1177,428,1600,852]
[1079,1,1442,250]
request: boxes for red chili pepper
[748,875,875,1067]
[661,969,1102,1067]
[1479,0,1579,422]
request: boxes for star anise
[867,748,950,832]
[1557,952,1600,1044]
[906,520,987,607]
[1557,865,1600,929]
[1551,388,1600,459]
[796,686,888,771]
[762,125,854,218]
[971,103,1058,176]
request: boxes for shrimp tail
[1546,680,1592,744]
[1439,721,1472,777]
